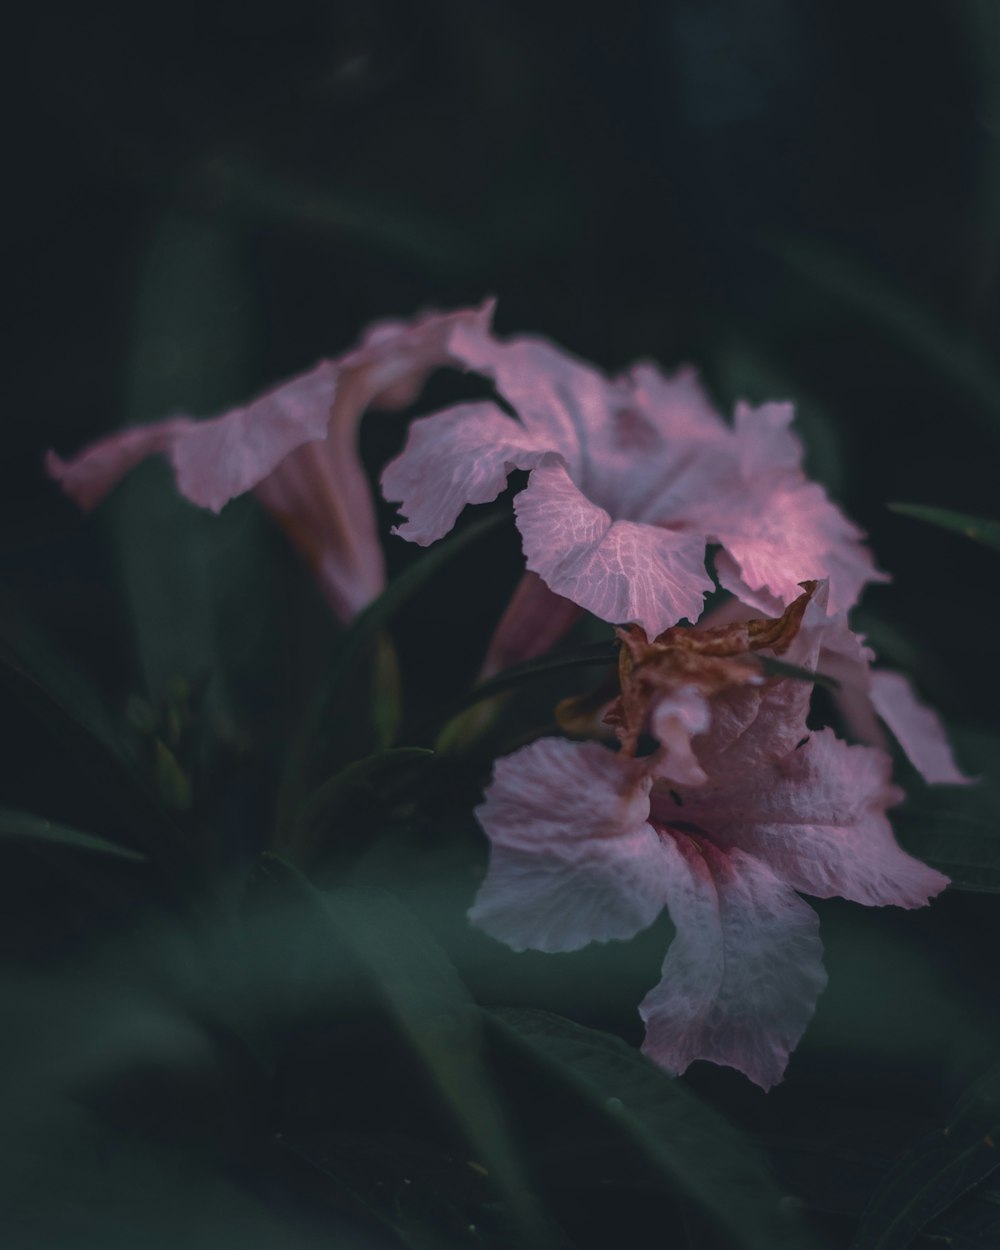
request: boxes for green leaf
[448,642,618,714]
[209,156,482,279]
[756,655,840,689]
[305,748,435,824]
[772,238,1000,444]
[277,513,506,835]
[892,728,1000,894]
[251,856,549,1247]
[888,503,1000,554]
[852,1060,1000,1249]
[0,809,146,862]
[276,1131,563,1250]
[283,747,435,863]
[107,212,262,708]
[486,1007,824,1250]
[895,808,1000,894]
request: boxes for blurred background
[3,2,1000,1247]
[7,0,1000,700]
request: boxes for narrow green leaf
[277,513,507,834]
[895,808,1000,894]
[772,238,1000,443]
[0,809,146,862]
[888,503,1000,553]
[852,1060,1000,1249]
[448,642,618,716]
[252,856,549,1247]
[304,747,434,824]
[486,1007,824,1250]
[204,156,481,279]
[756,655,840,689]
[0,628,200,882]
[108,212,259,707]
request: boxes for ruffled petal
[348,298,494,411]
[707,403,887,615]
[469,739,668,953]
[640,834,826,1089]
[448,324,608,473]
[626,363,730,444]
[515,460,713,634]
[711,479,881,615]
[381,402,551,546]
[673,728,949,908]
[45,418,194,512]
[170,362,339,511]
[869,670,974,785]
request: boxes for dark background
[3,3,1000,1248]
[7,0,1000,708]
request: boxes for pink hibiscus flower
[47,302,493,624]
[383,320,885,639]
[469,593,948,1089]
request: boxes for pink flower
[469,597,948,1089]
[383,321,885,638]
[47,302,493,624]
[695,593,973,787]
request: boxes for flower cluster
[48,301,969,1087]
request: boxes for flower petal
[692,582,830,778]
[640,834,826,1089]
[711,481,882,616]
[674,728,949,908]
[515,460,713,634]
[707,403,887,615]
[478,571,583,680]
[868,670,974,786]
[650,687,711,786]
[381,402,551,546]
[45,418,194,512]
[253,439,385,622]
[170,362,339,511]
[348,298,495,410]
[469,739,668,953]
[448,324,608,473]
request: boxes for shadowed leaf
[0,809,146,862]
[852,1060,1000,1249]
[486,1008,824,1250]
[888,503,1000,554]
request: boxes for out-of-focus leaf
[888,503,1000,553]
[304,748,434,826]
[895,809,1000,893]
[486,1008,824,1250]
[107,212,260,709]
[756,655,839,689]
[250,856,549,1247]
[206,156,481,279]
[450,642,617,712]
[894,728,1000,893]
[369,631,402,750]
[773,239,1000,444]
[0,630,197,879]
[0,599,126,757]
[852,1060,1000,1249]
[277,1131,565,1250]
[278,513,506,835]
[0,808,146,862]
[284,747,434,864]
